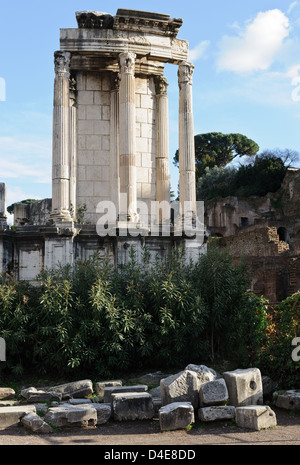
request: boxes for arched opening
[277,227,289,244]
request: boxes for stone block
[43,379,93,400]
[262,376,278,399]
[21,412,53,434]
[223,368,263,407]
[0,400,19,407]
[112,392,154,421]
[159,402,195,431]
[77,90,94,105]
[21,387,62,403]
[44,404,97,428]
[95,380,122,398]
[0,406,36,428]
[0,388,15,400]
[235,405,277,431]
[160,370,199,409]
[93,120,110,135]
[198,406,235,422]
[185,364,217,384]
[92,403,112,425]
[103,385,148,403]
[68,398,92,405]
[78,119,94,135]
[274,390,300,411]
[199,378,229,406]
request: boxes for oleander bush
[0,248,299,387]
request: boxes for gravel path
[0,408,299,446]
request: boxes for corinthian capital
[155,76,168,96]
[119,52,136,75]
[54,51,71,77]
[178,61,194,87]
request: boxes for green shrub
[0,248,275,380]
[258,293,300,389]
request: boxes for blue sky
[1,1,300,218]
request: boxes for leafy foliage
[197,153,287,201]
[0,252,299,388]
[258,293,300,389]
[174,132,259,178]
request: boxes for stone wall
[219,227,290,258]
[214,228,298,303]
[76,71,111,224]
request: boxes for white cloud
[188,40,210,62]
[217,9,290,73]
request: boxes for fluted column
[110,73,120,219]
[51,51,72,222]
[69,74,77,220]
[155,76,170,224]
[118,52,138,223]
[178,61,196,220]
[0,183,7,229]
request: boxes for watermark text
[0,77,6,102]
[292,337,300,362]
[0,338,6,361]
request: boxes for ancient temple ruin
[0,9,205,282]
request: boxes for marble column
[51,51,72,222]
[0,183,7,229]
[69,73,77,220]
[110,73,120,220]
[155,76,170,224]
[118,52,138,223]
[178,61,196,221]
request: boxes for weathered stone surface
[103,385,148,403]
[21,387,62,403]
[274,390,300,411]
[0,405,36,428]
[160,370,199,409]
[92,403,112,425]
[95,380,122,398]
[0,388,15,400]
[44,404,97,428]
[75,11,114,29]
[149,386,162,413]
[68,398,92,405]
[198,406,235,422]
[21,412,53,434]
[112,392,154,421]
[199,378,229,406]
[262,376,278,399]
[159,402,195,431]
[185,364,217,384]
[149,386,161,398]
[34,403,49,416]
[44,380,93,399]
[0,400,19,407]
[223,368,263,407]
[235,405,277,431]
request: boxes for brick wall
[219,227,290,257]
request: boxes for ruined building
[205,167,300,303]
[0,9,205,282]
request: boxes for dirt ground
[0,407,299,447]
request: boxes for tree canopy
[196,152,288,202]
[174,132,260,178]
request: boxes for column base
[50,210,73,224]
